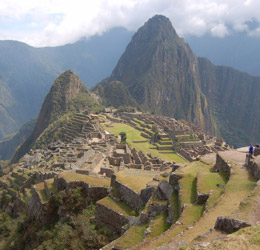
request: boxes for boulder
[157,180,173,200]
[214,216,251,233]
[140,186,156,203]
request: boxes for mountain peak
[104,15,214,134]
[137,14,178,41]
[146,14,172,27]
[11,71,102,162]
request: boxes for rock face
[12,70,101,162]
[95,14,260,147]
[214,216,251,233]
[97,15,215,135]
[104,16,214,132]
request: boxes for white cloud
[0,0,260,46]
[210,23,229,37]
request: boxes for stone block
[214,216,251,233]
[157,180,173,200]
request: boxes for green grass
[170,191,180,223]
[112,224,148,249]
[146,212,171,239]
[58,172,110,187]
[35,182,48,203]
[44,178,56,193]
[197,171,226,209]
[179,204,204,225]
[115,169,159,193]
[39,189,48,203]
[98,197,136,217]
[104,123,186,163]
[179,174,197,204]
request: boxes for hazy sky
[0,0,260,47]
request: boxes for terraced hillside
[63,112,96,142]
[1,111,260,250]
[34,112,98,148]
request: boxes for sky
[0,0,260,47]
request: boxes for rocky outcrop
[214,216,251,233]
[157,180,173,200]
[169,173,183,190]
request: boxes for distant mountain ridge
[0,28,132,140]
[95,15,260,147]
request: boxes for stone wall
[28,186,44,220]
[126,164,143,169]
[76,148,95,168]
[169,173,183,190]
[90,153,103,169]
[34,171,58,184]
[246,154,260,180]
[216,153,231,180]
[55,177,108,202]
[95,202,129,234]
[111,175,148,211]
[100,167,115,178]
[157,146,173,150]
[108,156,124,166]
[169,173,182,215]
[254,148,260,156]
[76,169,90,175]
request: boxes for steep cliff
[198,58,260,146]
[96,15,216,134]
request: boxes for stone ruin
[113,112,229,161]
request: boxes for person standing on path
[249,143,254,156]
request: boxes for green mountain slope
[198,58,260,146]
[94,81,138,108]
[11,70,102,162]
[0,28,131,141]
[0,119,36,160]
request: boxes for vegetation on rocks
[11,70,103,163]
[3,189,113,250]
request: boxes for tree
[119,132,127,144]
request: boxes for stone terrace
[116,112,229,161]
